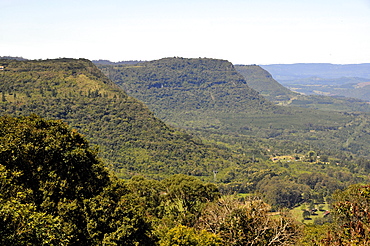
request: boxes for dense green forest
[234,64,298,102]
[0,58,255,182]
[2,57,370,244]
[1,115,370,245]
[97,57,370,159]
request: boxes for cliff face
[235,65,298,102]
[98,57,273,130]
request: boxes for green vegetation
[2,116,370,245]
[97,57,370,160]
[0,115,148,245]
[298,184,370,245]
[0,115,301,245]
[158,225,222,246]
[290,202,330,225]
[235,64,298,103]
[2,58,369,202]
[0,58,254,182]
[2,56,370,244]
[96,57,370,210]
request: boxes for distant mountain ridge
[235,65,370,111]
[0,56,28,61]
[260,63,370,102]
[97,57,272,130]
[260,63,370,80]
[92,59,146,65]
[97,57,370,159]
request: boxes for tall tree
[319,184,370,245]
[0,115,155,245]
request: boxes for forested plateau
[1,57,370,244]
[97,57,370,159]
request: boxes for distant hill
[0,58,254,181]
[97,57,370,159]
[235,65,370,111]
[281,76,370,97]
[281,77,370,102]
[260,63,370,80]
[0,56,28,61]
[261,63,370,102]
[92,59,146,65]
[234,65,299,102]
[97,57,272,130]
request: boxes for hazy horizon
[2,0,369,65]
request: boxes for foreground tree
[160,174,220,227]
[0,165,67,245]
[196,195,301,245]
[158,225,221,246]
[84,178,155,245]
[319,184,370,245]
[0,114,110,205]
[257,176,309,209]
[0,115,154,245]
[0,115,302,245]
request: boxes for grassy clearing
[290,202,330,224]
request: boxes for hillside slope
[99,57,273,130]
[235,65,298,102]
[0,58,253,180]
[260,63,370,102]
[235,65,370,112]
[98,57,370,159]
[282,77,370,102]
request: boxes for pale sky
[1,0,370,64]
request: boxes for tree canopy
[0,115,303,245]
[0,115,154,245]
